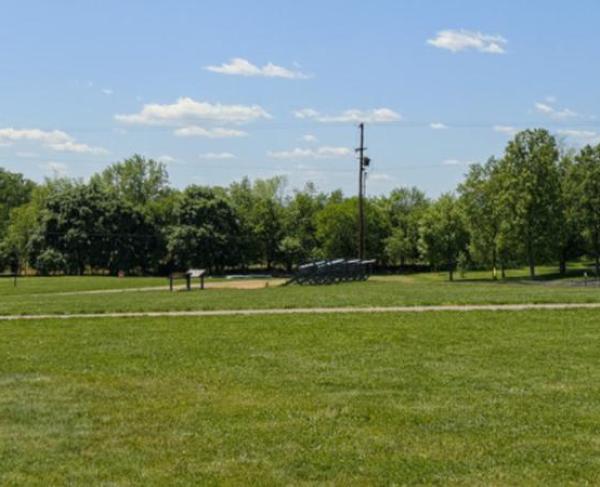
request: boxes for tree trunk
[492,247,497,280]
[501,261,506,280]
[594,229,600,279]
[448,261,454,282]
[559,249,566,276]
[527,241,535,279]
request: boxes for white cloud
[268,146,352,159]
[301,134,318,143]
[430,122,447,130]
[115,97,271,126]
[157,155,176,163]
[47,141,107,154]
[493,125,518,135]
[534,101,578,120]
[427,29,507,54]
[294,108,320,119]
[101,88,113,96]
[557,129,600,145]
[294,108,401,124]
[0,128,107,154]
[198,152,237,160]
[173,126,248,138]
[205,58,310,79]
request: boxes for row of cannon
[286,259,376,285]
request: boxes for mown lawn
[1,273,600,316]
[2,310,600,485]
[0,275,167,296]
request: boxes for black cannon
[285,259,376,286]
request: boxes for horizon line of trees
[1,128,599,280]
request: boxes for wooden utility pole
[356,123,366,260]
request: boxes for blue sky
[1,0,600,196]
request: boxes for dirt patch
[205,279,286,290]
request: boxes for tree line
[1,129,599,279]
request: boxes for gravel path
[2,302,600,321]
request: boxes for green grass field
[2,269,600,484]
[1,267,599,316]
[0,275,166,295]
[2,310,600,485]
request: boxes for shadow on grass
[451,267,598,285]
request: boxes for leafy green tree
[278,236,305,272]
[100,197,157,274]
[92,155,169,208]
[29,182,106,275]
[167,186,241,273]
[29,181,155,275]
[381,187,429,265]
[384,227,413,265]
[556,151,585,275]
[2,202,39,272]
[252,177,287,269]
[316,198,357,259]
[418,194,469,281]
[497,129,561,278]
[281,182,326,267]
[458,158,503,278]
[571,144,600,276]
[228,177,261,268]
[34,249,67,275]
[0,168,35,235]
[317,197,389,261]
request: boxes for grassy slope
[0,275,167,296]
[2,311,600,484]
[2,275,600,316]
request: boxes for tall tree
[497,129,561,278]
[458,158,503,278]
[556,151,585,275]
[382,187,429,266]
[280,182,326,268]
[30,183,107,275]
[92,155,169,208]
[0,168,35,235]
[418,194,469,281]
[255,177,287,269]
[571,144,600,276]
[166,186,241,273]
